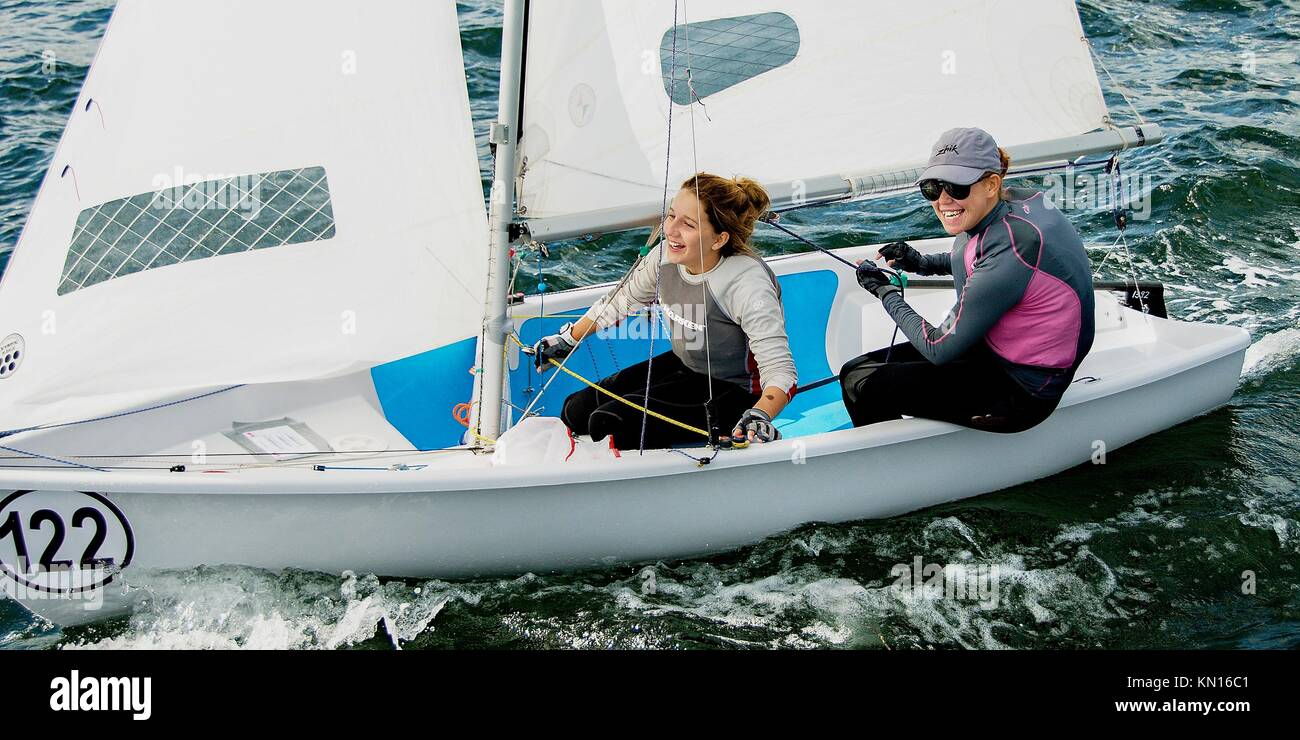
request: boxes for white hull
[0,243,1250,625]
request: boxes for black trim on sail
[516,0,531,137]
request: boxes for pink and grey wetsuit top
[880,187,1095,400]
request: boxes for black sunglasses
[919,173,992,202]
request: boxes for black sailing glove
[732,408,780,445]
[856,263,902,301]
[529,322,577,373]
[877,241,923,272]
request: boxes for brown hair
[995,147,1012,200]
[678,173,770,257]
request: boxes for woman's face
[663,189,728,271]
[932,174,1002,235]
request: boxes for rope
[507,333,709,438]
[0,444,109,472]
[640,0,682,454]
[683,0,719,445]
[1091,231,1126,279]
[0,445,487,474]
[761,214,905,360]
[1101,155,1147,313]
[0,448,478,461]
[0,384,243,440]
[1087,38,1146,127]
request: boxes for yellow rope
[467,428,498,446]
[508,333,710,439]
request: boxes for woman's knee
[586,406,630,444]
[561,391,596,434]
[840,358,888,403]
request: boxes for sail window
[58,166,336,295]
[659,12,800,105]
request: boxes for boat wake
[58,569,462,650]
[21,472,1291,651]
[1242,327,1300,377]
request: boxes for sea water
[1,0,1297,649]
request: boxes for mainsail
[516,0,1113,235]
[0,0,487,433]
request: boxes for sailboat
[0,0,1249,627]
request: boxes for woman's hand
[732,408,780,444]
[530,323,577,372]
[856,262,901,301]
[529,318,597,373]
[877,241,923,272]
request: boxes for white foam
[1213,256,1287,287]
[62,569,460,650]
[1243,327,1300,377]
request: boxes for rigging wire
[508,333,709,438]
[1086,38,1147,128]
[0,385,244,442]
[683,0,719,447]
[761,213,905,362]
[638,0,683,455]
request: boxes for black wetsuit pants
[562,352,760,450]
[839,342,1061,433]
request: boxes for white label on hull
[0,490,134,595]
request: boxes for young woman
[842,127,1095,433]
[531,174,797,450]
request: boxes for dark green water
[0,0,1297,649]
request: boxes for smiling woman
[842,127,1098,434]
[2,0,1298,655]
[529,173,797,450]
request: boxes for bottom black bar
[6,649,1287,726]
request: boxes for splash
[60,569,460,650]
[1243,326,1300,377]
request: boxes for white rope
[1087,38,1146,127]
[638,0,682,454]
[1092,159,1149,315]
[1092,231,1125,279]
[683,0,719,426]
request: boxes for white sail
[516,0,1110,225]
[0,0,487,432]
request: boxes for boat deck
[0,241,1251,488]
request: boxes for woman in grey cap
[531,173,798,450]
[841,127,1095,433]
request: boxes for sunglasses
[918,173,992,202]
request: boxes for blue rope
[0,444,109,472]
[0,385,244,440]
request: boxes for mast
[472,0,527,440]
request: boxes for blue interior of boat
[511,268,852,439]
[370,335,479,450]
[369,268,853,449]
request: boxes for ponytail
[680,173,770,257]
[996,147,1012,200]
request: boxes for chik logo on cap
[935,144,959,156]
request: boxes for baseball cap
[916,128,1002,185]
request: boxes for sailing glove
[733,408,780,444]
[856,263,902,301]
[877,241,923,272]
[531,322,577,372]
